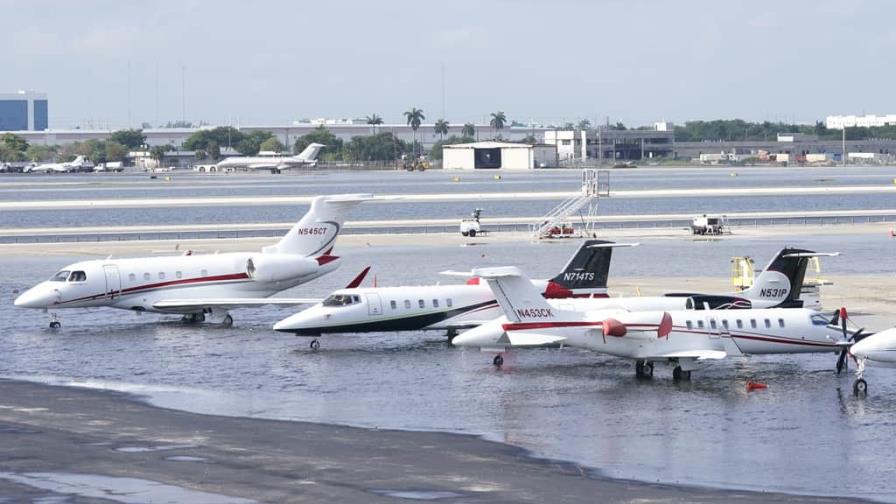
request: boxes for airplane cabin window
[404,300,411,309]
[128,273,136,282]
[176,271,182,279]
[201,269,208,277]
[697,320,704,329]
[390,300,397,309]
[736,319,743,329]
[143,273,151,281]
[68,271,87,282]
[710,319,717,329]
[686,321,693,330]
[418,299,425,308]
[433,299,439,308]
[158,272,165,280]
[50,270,70,282]
[353,295,360,303]
[446,298,453,308]
[722,320,729,329]
[778,318,785,328]
[750,319,757,329]
[764,319,771,328]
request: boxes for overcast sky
[3,0,894,129]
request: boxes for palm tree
[404,107,425,156]
[489,111,507,139]
[462,122,475,138]
[434,119,449,140]
[366,114,383,134]
[577,119,591,131]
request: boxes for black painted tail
[548,240,615,294]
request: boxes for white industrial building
[543,130,586,160]
[825,114,896,129]
[442,141,557,170]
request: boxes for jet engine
[598,312,673,341]
[246,254,318,283]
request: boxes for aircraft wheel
[310,339,320,351]
[461,231,469,237]
[197,313,206,323]
[468,229,476,238]
[493,354,504,367]
[853,378,868,396]
[49,321,61,329]
[644,362,654,377]
[635,360,645,376]
[222,314,233,328]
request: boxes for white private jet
[273,240,626,348]
[23,156,92,173]
[214,143,325,173]
[452,266,849,378]
[14,193,372,328]
[849,328,896,395]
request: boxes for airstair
[530,169,609,239]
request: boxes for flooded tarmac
[3,232,896,501]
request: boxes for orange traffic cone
[746,380,768,392]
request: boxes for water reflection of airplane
[214,143,325,173]
[452,266,849,378]
[14,194,371,328]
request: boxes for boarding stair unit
[529,169,609,239]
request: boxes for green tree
[433,119,449,140]
[183,127,245,160]
[462,122,475,138]
[105,142,129,162]
[236,130,275,156]
[109,129,146,150]
[489,111,507,138]
[366,113,383,134]
[150,145,172,167]
[25,144,58,162]
[343,132,406,162]
[429,135,474,160]
[1,133,28,154]
[259,137,286,153]
[294,126,342,159]
[404,107,425,156]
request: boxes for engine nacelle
[685,294,752,310]
[246,254,318,283]
[600,312,673,340]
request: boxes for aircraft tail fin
[296,143,325,162]
[472,266,579,323]
[546,240,636,297]
[741,248,838,307]
[263,193,372,256]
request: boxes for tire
[469,229,476,237]
[49,321,61,329]
[673,366,683,380]
[222,314,233,327]
[310,340,320,351]
[493,355,504,366]
[461,231,469,237]
[854,378,868,396]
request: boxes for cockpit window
[322,294,359,307]
[68,271,87,282]
[50,270,70,282]
[811,314,830,326]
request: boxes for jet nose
[14,285,55,309]
[273,309,320,334]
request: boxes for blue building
[0,91,48,131]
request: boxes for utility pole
[181,65,186,124]
[841,126,846,166]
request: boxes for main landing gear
[493,354,504,367]
[673,365,692,381]
[222,314,233,328]
[853,358,868,396]
[310,339,320,351]
[48,313,61,329]
[181,313,206,324]
[635,360,654,378]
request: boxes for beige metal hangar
[442,141,557,170]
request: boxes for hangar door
[474,148,502,169]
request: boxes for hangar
[442,141,557,170]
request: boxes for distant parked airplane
[24,156,92,173]
[14,194,372,328]
[214,143,325,173]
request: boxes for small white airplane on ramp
[452,265,849,378]
[23,156,92,173]
[14,193,372,327]
[827,309,896,395]
[214,143,325,173]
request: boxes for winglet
[345,266,371,289]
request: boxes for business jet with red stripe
[272,240,625,347]
[452,266,847,379]
[14,194,371,328]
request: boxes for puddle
[164,456,207,462]
[373,489,464,500]
[114,444,196,453]
[0,472,255,504]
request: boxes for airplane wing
[245,162,281,170]
[505,331,568,347]
[153,298,323,313]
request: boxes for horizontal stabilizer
[153,298,322,313]
[506,331,568,347]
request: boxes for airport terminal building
[0,91,48,131]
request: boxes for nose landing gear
[48,313,61,329]
[493,354,504,367]
[310,339,320,351]
[635,360,654,378]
